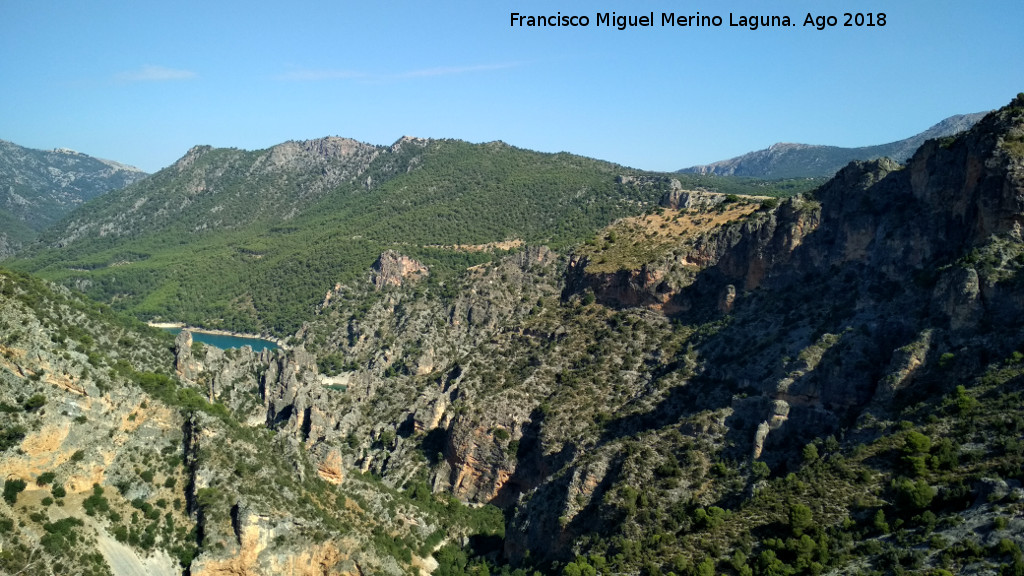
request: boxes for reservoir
[163,327,279,352]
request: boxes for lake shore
[147,322,288,349]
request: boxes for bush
[23,394,47,411]
[752,461,771,480]
[789,503,814,537]
[895,478,936,510]
[83,484,110,516]
[948,385,979,416]
[802,443,819,463]
[0,424,28,451]
[41,517,84,553]
[3,478,28,505]
[904,431,931,454]
[873,509,890,534]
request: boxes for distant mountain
[679,112,988,179]
[0,139,147,257]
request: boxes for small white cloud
[116,65,197,82]
[278,62,520,83]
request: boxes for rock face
[370,251,429,289]
[664,99,1024,464]
[187,495,358,576]
[659,186,727,211]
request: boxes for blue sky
[1,0,1022,173]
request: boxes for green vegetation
[2,102,1023,576]
[0,424,27,451]
[3,478,27,504]
[12,140,820,336]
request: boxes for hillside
[4,94,1024,576]
[12,137,819,336]
[0,140,148,258]
[679,112,986,179]
[261,95,1024,575]
[0,267,503,576]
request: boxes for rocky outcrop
[566,196,821,314]
[370,251,429,290]
[441,422,516,503]
[190,503,357,576]
[659,187,727,211]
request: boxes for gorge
[1,94,1024,576]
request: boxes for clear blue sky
[1,0,1022,173]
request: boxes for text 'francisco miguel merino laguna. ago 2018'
[509,12,887,31]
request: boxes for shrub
[904,431,931,454]
[873,509,890,534]
[695,558,715,576]
[41,517,84,553]
[802,443,819,463]
[948,385,979,416]
[3,478,28,505]
[83,484,110,516]
[0,425,27,451]
[895,478,936,510]
[752,461,771,480]
[789,503,814,537]
[378,429,396,448]
[23,394,47,411]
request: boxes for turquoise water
[164,328,278,352]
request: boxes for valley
[2,95,1024,576]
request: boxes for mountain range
[0,140,147,257]
[2,95,1024,576]
[9,136,816,336]
[679,112,988,179]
